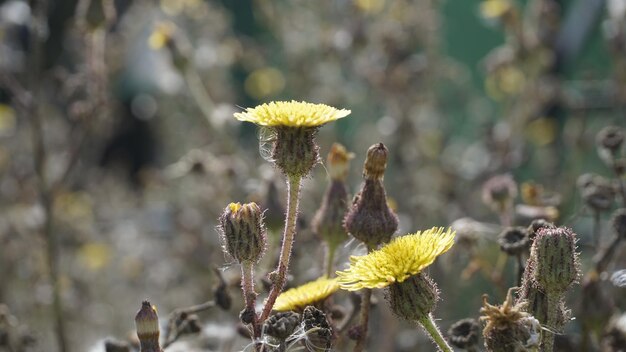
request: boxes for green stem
[541,293,558,352]
[418,314,453,352]
[260,175,302,322]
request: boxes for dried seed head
[273,127,320,178]
[482,174,518,213]
[387,273,439,322]
[135,301,162,352]
[596,126,624,155]
[327,143,353,181]
[611,208,626,240]
[218,202,266,264]
[264,311,301,340]
[344,144,398,248]
[363,143,388,180]
[530,227,580,295]
[447,318,480,350]
[498,227,530,256]
[577,174,615,211]
[302,306,333,351]
[480,289,541,352]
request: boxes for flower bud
[327,143,353,181]
[135,301,162,352]
[344,143,398,248]
[530,227,580,295]
[387,273,439,322]
[218,202,267,264]
[312,145,352,250]
[273,127,319,178]
[498,227,529,256]
[447,318,480,350]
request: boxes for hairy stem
[353,288,372,352]
[241,261,261,340]
[260,175,302,322]
[541,293,558,352]
[418,314,453,352]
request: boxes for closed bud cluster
[273,127,319,178]
[344,143,398,248]
[498,227,529,256]
[530,227,580,295]
[312,144,352,249]
[480,289,541,352]
[387,273,439,322]
[218,202,266,264]
[447,318,480,350]
[135,301,162,352]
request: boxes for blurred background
[0,0,625,351]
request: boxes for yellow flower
[148,22,175,50]
[234,101,351,127]
[480,0,512,19]
[273,277,340,311]
[337,227,456,290]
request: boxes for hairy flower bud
[344,143,398,248]
[135,301,162,352]
[530,227,580,295]
[218,202,267,264]
[387,273,439,322]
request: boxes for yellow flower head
[234,100,351,127]
[336,227,456,290]
[273,277,340,311]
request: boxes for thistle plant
[337,227,456,352]
[135,301,162,352]
[233,101,350,335]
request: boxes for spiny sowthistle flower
[336,227,455,290]
[273,277,340,312]
[135,301,162,352]
[234,101,351,177]
[218,202,266,264]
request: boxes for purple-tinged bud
[273,127,319,178]
[344,143,398,248]
[218,202,267,264]
[135,301,162,352]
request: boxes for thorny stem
[417,314,453,352]
[241,261,261,340]
[353,246,374,352]
[260,175,302,323]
